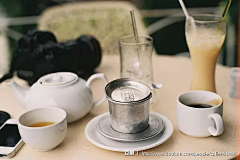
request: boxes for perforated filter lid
[105,78,152,103]
[38,72,78,86]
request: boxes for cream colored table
[0,55,239,160]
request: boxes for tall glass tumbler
[118,35,155,101]
[186,14,226,93]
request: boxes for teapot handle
[86,73,108,107]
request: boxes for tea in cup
[18,107,67,151]
[28,122,55,127]
[177,90,224,137]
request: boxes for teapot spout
[6,81,27,107]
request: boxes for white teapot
[7,72,108,123]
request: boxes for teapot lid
[39,72,78,86]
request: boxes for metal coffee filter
[105,78,151,103]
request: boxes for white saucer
[85,112,174,152]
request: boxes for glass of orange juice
[186,14,226,93]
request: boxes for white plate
[85,112,174,152]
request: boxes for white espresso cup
[177,90,224,137]
[18,107,67,151]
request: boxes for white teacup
[177,90,224,137]
[18,107,67,151]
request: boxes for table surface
[0,55,239,160]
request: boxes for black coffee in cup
[177,91,224,137]
[188,104,213,108]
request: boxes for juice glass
[186,14,226,93]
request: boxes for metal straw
[130,10,141,66]
[130,10,140,45]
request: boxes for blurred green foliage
[0,0,58,54]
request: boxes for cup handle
[208,113,224,136]
[86,73,108,107]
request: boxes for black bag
[0,30,102,85]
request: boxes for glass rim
[188,14,224,23]
[118,35,153,46]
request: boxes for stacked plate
[85,112,174,152]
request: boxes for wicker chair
[38,1,148,55]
